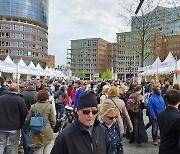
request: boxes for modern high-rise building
[68,38,112,79]
[0,0,49,68]
[131,6,180,36]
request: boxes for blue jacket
[0,85,8,96]
[74,88,84,108]
[148,93,166,119]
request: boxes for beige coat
[106,97,133,134]
[24,101,56,148]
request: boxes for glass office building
[0,0,48,68]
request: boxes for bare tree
[117,0,180,67]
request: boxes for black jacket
[0,93,28,130]
[157,106,180,154]
[22,87,37,110]
[51,119,111,154]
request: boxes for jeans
[151,118,158,141]
[0,130,20,154]
[21,128,33,154]
[32,140,53,154]
[56,106,65,119]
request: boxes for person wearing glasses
[51,91,111,154]
[99,100,124,154]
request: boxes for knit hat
[77,91,98,110]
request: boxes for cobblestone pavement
[123,110,159,154]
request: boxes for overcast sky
[48,0,179,67]
[48,0,129,66]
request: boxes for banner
[159,59,176,68]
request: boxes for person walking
[148,86,166,145]
[99,100,124,154]
[21,80,38,153]
[126,85,148,144]
[74,80,84,108]
[157,90,180,154]
[107,86,133,136]
[54,85,66,119]
[51,91,111,154]
[0,83,28,154]
[24,89,56,154]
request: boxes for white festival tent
[28,61,38,76]
[59,71,65,78]
[17,58,30,75]
[0,55,65,79]
[139,56,162,76]
[44,66,52,77]
[36,63,46,76]
[139,52,178,76]
[157,52,176,75]
[0,55,17,73]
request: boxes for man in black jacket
[22,80,37,110]
[157,90,180,154]
[21,80,37,154]
[51,91,111,154]
[0,83,28,153]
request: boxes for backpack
[126,95,139,113]
[55,93,64,105]
[30,103,49,133]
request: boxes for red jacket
[64,92,69,105]
[70,89,76,103]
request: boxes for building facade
[131,6,180,36]
[47,54,55,68]
[0,0,48,68]
[154,33,180,61]
[68,38,112,79]
[115,30,155,80]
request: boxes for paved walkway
[123,110,159,154]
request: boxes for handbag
[110,98,121,114]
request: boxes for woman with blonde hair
[107,86,133,135]
[99,85,110,104]
[99,100,123,154]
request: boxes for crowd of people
[0,76,179,154]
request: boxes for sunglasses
[81,109,99,115]
[107,116,118,120]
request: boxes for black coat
[157,106,180,154]
[51,119,111,154]
[22,87,37,110]
[0,93,28,130]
